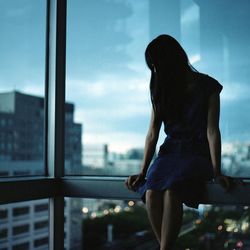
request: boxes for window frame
[0,1,250,250]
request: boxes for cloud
[66,73,152,153]
[221,82,250,102]
[66,73,149,99]
[0,77,44,96]
[189,54,201,65]
[22,84,44,96]
[5,5,31,18]
[66,74,151,118]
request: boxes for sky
[0,0,250,153]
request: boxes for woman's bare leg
[160,189,183,250]
[145,189,164,244]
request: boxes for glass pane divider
[46,0,66,249]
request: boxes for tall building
[0,161,71,250]
[0,91,83,249]
[0,90,82,170]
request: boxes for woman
[124,34,232,250]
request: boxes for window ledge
[1,176,250,205]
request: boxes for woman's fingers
[124,176,131,190]
[124,174,145,192]
[131,176,141,191]
[124,178,129,189]
[131,176,143,191]
[124,175,138,191]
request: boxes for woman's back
[162,72,223,142]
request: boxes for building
[0,90,82,171]
[83,144,108,169]
[0,91,83,249]
[0,161,71,250]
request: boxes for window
[0,209,8,219]
[34,204,48,213]
[0,200,50,249]
[65,0,151,176]
[34,220,48,230]
[0,0,46,177]
[67,197,250,250]
[0,1,250,250]
[13,224,29,236]
[176,205,250,250]
[0,228,7,240]
[34,237,49,247]
[65,0,250,177]
[13,207,29,217]
[12,242,29,250]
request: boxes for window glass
[13,224,29,236]
[67,198,250,250]
[13,207,30,217]
[66,0,250,177]
[65,0,151,175]
[34,220,48,231]
[34,237,49,247]
[0,199,72,250]
[0,0,46,177]
[0,228,7,239]
[12,243,29,250]
[34,203,48,213]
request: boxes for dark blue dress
[135,73,223,209]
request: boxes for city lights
[128,200,135,206]
[114,205,121,213]
[195,219,202,224]
[124,206,130,212]
[82,207,89,214]
[103,209,109,215]
[91,212,97,218]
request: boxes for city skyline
[1,0,250,154]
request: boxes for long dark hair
[145,34,198,122]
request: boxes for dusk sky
[1,0,250,153]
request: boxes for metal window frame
[1,1,250,250]
[45,0,66,249]
[1,177,250,206]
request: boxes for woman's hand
[214,174,244,191]
[124,172,146,192]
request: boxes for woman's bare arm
[140,107,162,176]
[207,91,222,177]
[207,91,241,190]
[125,107,162,191]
